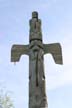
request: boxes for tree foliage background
[0,85,14,108]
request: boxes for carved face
[32,11,38,19]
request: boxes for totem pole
[11,12,63,108]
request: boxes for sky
[0,0,72,108]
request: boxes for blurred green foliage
[0,86,14,108]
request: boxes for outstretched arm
[43,43,63,64]
[11,44,29,62]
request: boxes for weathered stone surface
[29,40,48,108]
[29,12,42,42]
[11,11,63,108]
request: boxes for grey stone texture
[11,11,63,108]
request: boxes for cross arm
[43,43,63,64]
[11,44,29,62]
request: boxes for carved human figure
[29,40,48,108]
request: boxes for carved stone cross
[11,11,63,108]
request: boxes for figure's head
[32,11,38,19]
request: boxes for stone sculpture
[11,11,63,108]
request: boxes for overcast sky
[0,0,72,108]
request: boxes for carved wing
[11,45,29,62]
[43,43,63,64]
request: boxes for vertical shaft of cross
[29,11,48,108]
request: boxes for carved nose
[35,52,39,87]
[33,46,39,52]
